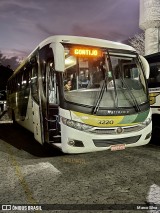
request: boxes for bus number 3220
[98,120,114,125]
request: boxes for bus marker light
[111,144,125,151]
[145,132,152,140]
[68,139,84,147]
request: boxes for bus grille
[88,125,144,135]
[93,135,141,147]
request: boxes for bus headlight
[141,117,152,126]
[61,117,92,131]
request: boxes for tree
[0,65,13,91]
[129,32,145,56]
[0,52,6,65]
[0,51,19,70]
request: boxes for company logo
[115,127,124,134]
[106,110,129,115]
[2,205,11,211]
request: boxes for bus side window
[21,69,25,90]
[17,72,22,91]
[148,65,160,87]
[15,75,18,91]
[31,63,39,104]
[48,63,57,104]
[22,65,30,90]
[41,62,47,96]
[156,67,160,82]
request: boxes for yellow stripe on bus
[72,111,124,127]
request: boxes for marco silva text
[137,205,158,210]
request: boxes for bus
[7,36,152,153]
[145,53,160,130]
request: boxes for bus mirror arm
[139,55,150,79]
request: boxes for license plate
[111,144,125,151]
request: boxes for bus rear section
[7,36,152,153]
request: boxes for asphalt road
[0,123,160,213]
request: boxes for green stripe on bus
[120,114,138,124]
[120,110,149,124]
[133,110,149,123]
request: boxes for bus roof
[11,35,136,77]
[39,35,136,51]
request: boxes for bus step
[52,143,62,149]
[48,120,57,123]
[49,129,57,131]
[49,131,61,142]
[53,135,61,138]
[45,117,57,122]
[50,140,61,144]
[49,137,61,143]
[48,122,57,129]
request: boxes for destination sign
[71,48,102,57]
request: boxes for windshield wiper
[93,52,118,114]
[117,59,141,112]
[119,76,141,112]
[93,74,108,114]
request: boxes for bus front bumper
[60,122,152,154]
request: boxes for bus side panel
[17,92,34,133]
[149,89,160,114]
[32,100,43,144]
[30,55,44,145]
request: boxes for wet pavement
[0,123,160,213]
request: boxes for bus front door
[45,64,61,143]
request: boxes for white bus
[145,53,160,130]
[7,36,152,153]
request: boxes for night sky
[0,0,141,59]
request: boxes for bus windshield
[63,46,148,111]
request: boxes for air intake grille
[88,125,144,135]
[93,135,141,147]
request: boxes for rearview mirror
[49,42,65,72]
